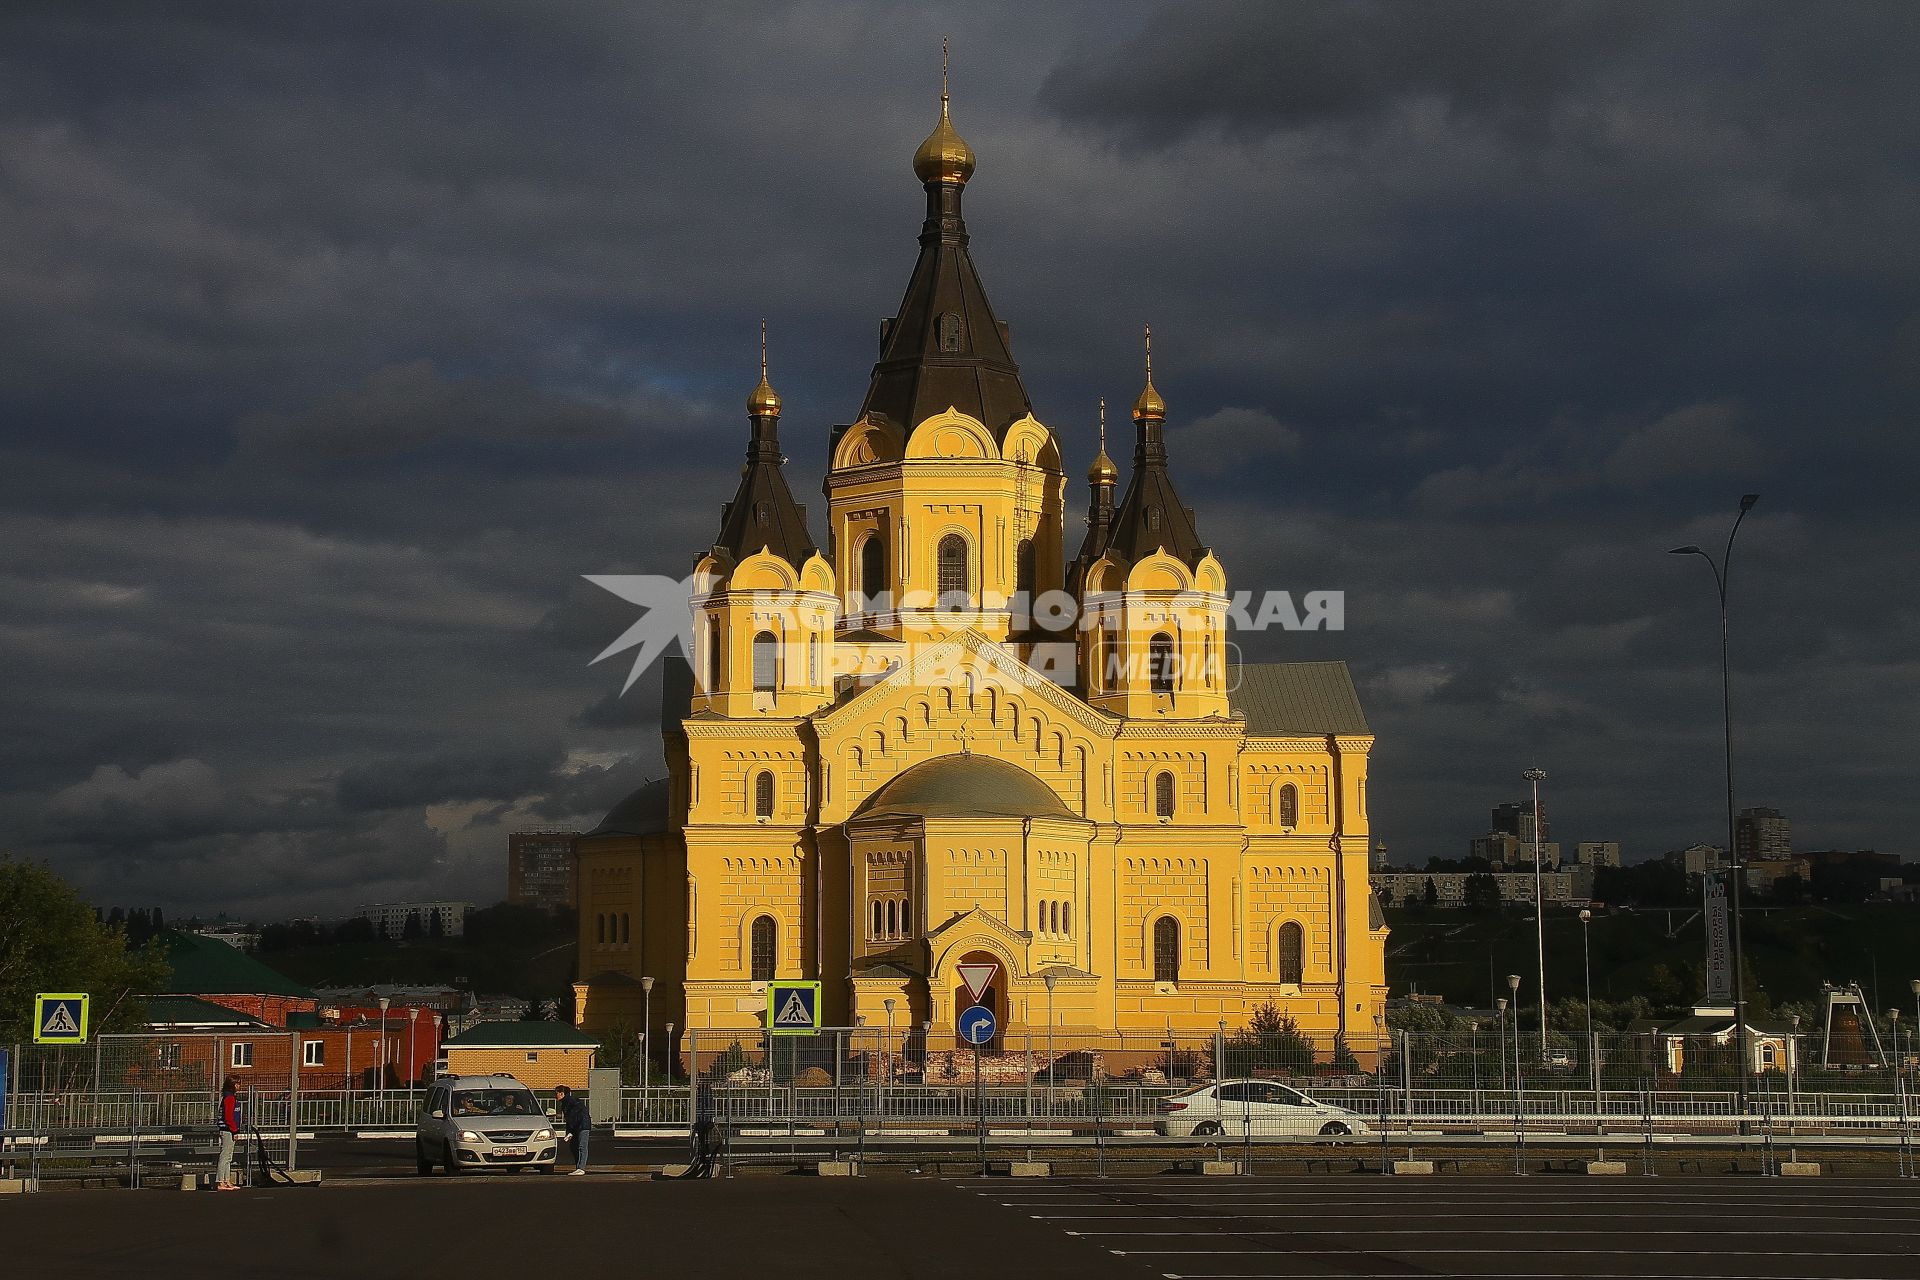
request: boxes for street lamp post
[1524,768,1549,1058]
[1043,973,1058,1108]
[884,997,897,1084]
[641,976,655,1094]
[407,1006,419,1093]
[1507,974,1523,1111]
[1669,492,1760,1124]
[1580,909,1597,1098]
[1497,997,1509,1092]
[664,1022,675,1089]
[377,996,390,1108]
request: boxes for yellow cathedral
[572,90,1387,1054]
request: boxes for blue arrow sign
[957,1003,997,1046]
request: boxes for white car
[1155,1078,1372,1139]
[416,1074,559,1174]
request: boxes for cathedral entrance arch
[951,948,1009,1052]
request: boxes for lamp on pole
[1043,972,1059,1102]
[641,976,655,1093]
[664,1022,675,1089]
[1669,492,1760,1124]
[1496,997,1509,1092]
[884,997,897,1083]
[1507,974,1523,1100]
[1579,909,1596,1097]
[1523,768,1549,1058]
[377,996,390,1106]
[407,1006,419,1092]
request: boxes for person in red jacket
[215,1078,240,1190]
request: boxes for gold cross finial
[942,37,950,113]
[957,722,971,755]
[760,317,768,380]
[1144,323,1153,381]
[1098,397,1107,450]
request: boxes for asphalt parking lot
[8,1174,1920,1280]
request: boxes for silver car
[415,1074,558,1174]
[1155,1078,1372,1139]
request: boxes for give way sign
[956,961,999,1006]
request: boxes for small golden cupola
[912,40,975,187]
[1132,323,1167,423]
[746,318,782,418]
[1088,398,1119,486]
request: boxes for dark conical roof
[845,124,1033,445]
[712,395,817,570]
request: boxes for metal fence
[6,1027,1916,1164]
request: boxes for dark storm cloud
[1040,0,1658,146]
[1,1,1915,914]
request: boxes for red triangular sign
[957,962,999,1006]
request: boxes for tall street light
[1579,909,1596,1097]
[407,1006,420,1092]
[1507,974,1523,1116]
[1043,972,1059,1105]
[377,995,390,1107]
[641,976,655,1093]
[1496,996,1510,1091]
[1670,492,1760,1122]
[1524,768,1549,1057]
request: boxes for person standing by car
[554,1084,590,1175]
[214,1078,241,1190]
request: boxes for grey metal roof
[584,777,670,839]
[1229,661,1371,737]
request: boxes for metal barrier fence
[6,1027,1914,1161]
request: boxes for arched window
[1154,771,1175,820]
[936,533,970,606]
[886,899,897,938]
[860,536,886,609]
[752,630,778,692]
[1277,783,1299,828]
[1275,921,1304,984]
[749,915,777,981]
[899,898,912,935]
[1089,623,1104,692]
[620,914,631,945]
[1153,916,1180,983]
[1015,537,1035,600]
[707,623,723,694]
[872,900,884,939]
[808,637,819,688]
[1149,632,1176,694]
[753,771,774,820]
[595,914,605,944]
[1062,901,1071,936]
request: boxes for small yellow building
[441,1022,598,1091]
[574,93,1387,1056]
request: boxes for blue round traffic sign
[957,1003,997,1046]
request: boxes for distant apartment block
[359,900,471,939]
[1670,843,1728,876]
[1470,830,1560,868]
[508,828,579,911]
[1735,807,1791,862]
[1373,866,1594,908]
[1573,841,1622,868]
[1490,801,1549,845]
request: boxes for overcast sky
[5,1,1916,919]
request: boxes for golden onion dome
[913,98,975,186]
[746,373,782,417]
[1132,376,1166,422]
[1088,447,1119,485]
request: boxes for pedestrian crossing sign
[766,981,821,1035]
[34,993,90,1045]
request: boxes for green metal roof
[584,777,670,839]
[158,931,314,999]
[144,995,270,1029]
[857,754,1075,821]
[1229,661,1371,737]
[442,1020,599,1048]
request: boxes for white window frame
[231,1041,254,1069]
[303,1039,325,1067]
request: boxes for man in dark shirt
[554,1084,590,1175]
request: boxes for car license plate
[498,1146,526,1157]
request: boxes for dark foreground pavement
[8,1174,1920,1280]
